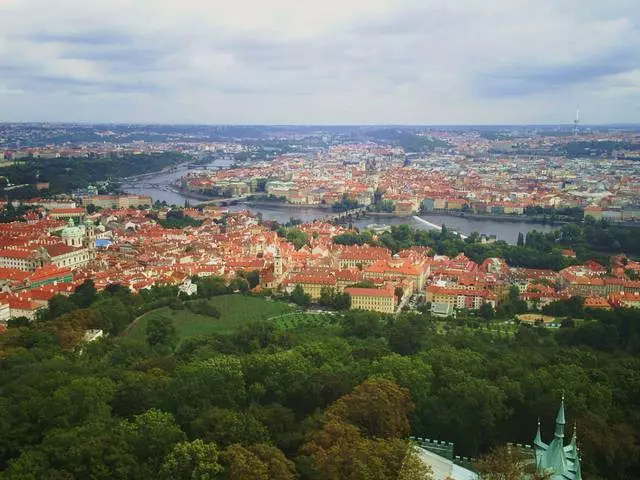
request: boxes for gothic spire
[534,417,546,448]
[554,392,566,439]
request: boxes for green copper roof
[534,418,547,448]
[555,397,566,427]
[534,397,582,480]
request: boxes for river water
[122,161,555,244]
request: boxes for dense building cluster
[180,141,640,220]
[1,197,639,325]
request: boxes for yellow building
[288,274,337,299]
[433,198,447,210]
[426,285,497,310]
[502,204,524,215]
[87,195,152,209]
[345,284,396,314]
[445,199,465,211]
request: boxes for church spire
[554,392,566,439]
[575,449,583,480]
[534,417,546,448]
[569,422,577,454]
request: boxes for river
[122,162,556,244]
[119,157,236,206]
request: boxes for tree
[94,296,133,335]
[197,276,231,297]
[190,406,269,447]
[302,420,416,480]
[516,232,524,247]
[146,316,178,350]
[388,314,429,355]
[327,378,414,438]
[47,377,117,429]
[229,276,249,293]
[120,409,186,475]
[479,302,495,321]
[398,446,434,480]
[395,286,405,304]
[49,308,103,350]
[159,439,223,480]
[72,279,98,308]
[111,369,171,418]
[319,288,352,310]
[47,294,78,319]
[343,310,385,338]
[166,357,246,422]
[474,445,542,480]
[222,444,270,480]
[7,316,30,328]
[285,228,308,250]
[2,420,137,480]
[245,270,260,289]
[319,286,335,308]
[334,292,352,310]
[221,443,297,480]
[289,285,311,307]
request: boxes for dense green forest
[2,276,640,479]
[364,129,449,152]
[0,153,187,195]
[559,141,640,158]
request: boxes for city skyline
[1,0,639,124]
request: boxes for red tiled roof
[0,249,33,259]
[44,244,77,257]
[290,274,336,285]
[28,265,73,282]
[345,286,395,298]
[0,268,31,282]
[50,208,85,214]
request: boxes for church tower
[533,396,582,480]
[274,248,283,277]
[84,219,97,251]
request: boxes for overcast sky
[0,0,639,125]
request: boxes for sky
[0,0,639,125]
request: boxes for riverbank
[120,161,194,182]
[241,200,333,210]
[420,210,570,225]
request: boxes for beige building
[0,244,94,272]
[86,195,152,209]
[345,284,396,314]
[426,285,497,310]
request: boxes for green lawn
[272,311,343,330]
[127,295,295,342]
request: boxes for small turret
[568,422,577,457]
[534,418,546,448]
[554,394,566,440]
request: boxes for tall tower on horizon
[573,108,580,137]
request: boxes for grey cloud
[2,69,162,95]
[29,31,134,46]
[1,0,639,123]
[60,44,172,72]
[475,44,640,97]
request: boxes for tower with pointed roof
[534,396,582,480]
[274,248,283,278]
